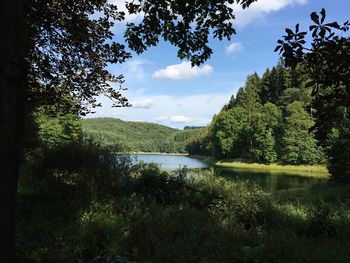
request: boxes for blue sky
[89,0,350,129]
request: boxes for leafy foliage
[124,0,257,66]
[35,110,82,148]
[276,9,350,180]
[210,107,247,158]
[281,102,325,164]
[27,0,131,113]
[26,0,258,113]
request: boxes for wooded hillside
[81,118,204,153]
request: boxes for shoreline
[191,155,329,178]
[121,152,189,156]
[119,153,329,178]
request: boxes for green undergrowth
[17,141,350,262]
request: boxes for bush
[328,136,350,182]
[75,202,126,260]
[21,138,133,201]
[123,205,243,262]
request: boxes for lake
[130,154,325,193]
[130,154,209,169]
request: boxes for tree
[185,128,210,155]
[211,73,282,163]
[0,1,27,262]
[251,103,281,163]
[276,9,350,178]
[281,102,325,164]
[210,108,246,158]
[235,73,261,107]
[1,0,258,260]
[235,73,261,157]
[35,109,82,148]
[259,61,286,105]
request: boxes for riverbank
[192,155,329,178]
[124,152,189,156]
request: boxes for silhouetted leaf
[285,28,294,35]
[311,12,319,24]
[320,8,326,24]
[326,22,340,29]
[274,45,282,52]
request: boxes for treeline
[186,62,326,165]
[81,118,203,153]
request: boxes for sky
[88,0,350,129]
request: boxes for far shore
[191,155,329,178]
[118,152,329,178]
[121,152,189,156]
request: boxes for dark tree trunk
[0,0,27,262]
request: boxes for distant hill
[81,117,202,153]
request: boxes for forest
[186,62,326,165]
[81,118,201,153]
[1,1,350,262]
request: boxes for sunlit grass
[190,155,329,178]
[215,161,329,178]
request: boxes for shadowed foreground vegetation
[17,139,350,262]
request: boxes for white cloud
[154,116,169,122]
[231,0,308,27]
[226,42,242,55]
[123,59,148,83]
[153,62,213,80]
[154,115,192,123]
[132,98,155,109]
[87,92,233,128]
[169,115,192,123]
[109,0,144,22]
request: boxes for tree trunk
[0,0,27,262]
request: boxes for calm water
[130,154,209,169]
[131,154,324,192]
[217,168,323,193]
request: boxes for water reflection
[215,167,324,193]
[130,154,325,193]
[130,154,209,169]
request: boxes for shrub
[21,138,133,201]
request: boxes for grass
[192,155,329,178]
[216,161,328,177]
